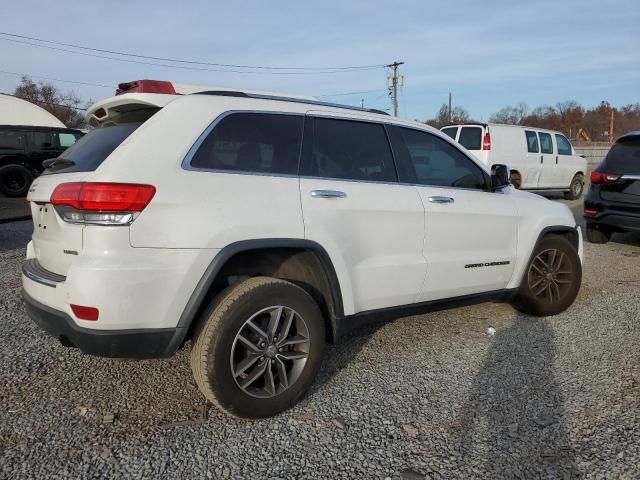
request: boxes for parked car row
[13,78,638,418]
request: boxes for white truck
[442,123,587,199]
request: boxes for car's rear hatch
[597,137,640,206]
[27,122,146,276]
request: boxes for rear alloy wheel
[564,174,584,200]
[514,235,581,316]
[190,276,325,418]
[586,223,611,244]
[0,165,33,197]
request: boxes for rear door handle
[428,196,454,204]
[540,155,543,164]
[311,189,347,198]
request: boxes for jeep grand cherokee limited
[22,80,583,418]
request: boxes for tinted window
[0,129,24,150]
[525,131,539,153]
[307,118,396,182]
[539,132,554,154]
[458,127,482,150]
[191,113,302,175]
[43,123,140,175]
[601,140,640,173]
[399,127,486,189]
[555,134,572,155]
[441,127,457,140]
[58,132,78,148]
[28,131,56,149]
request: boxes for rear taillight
[482,133,491,150]
[50,182,156,225]
[590,172,620,184]
[584,209,598,215]
[116,80,176,95]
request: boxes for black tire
[585,223,611,244]
[511,171,522,189]
[0,164,33,197]
[513,234,582,317]
[190,276,326,418]
[564,174,584,200]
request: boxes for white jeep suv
[22,80,583,418]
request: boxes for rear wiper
[42,158,75,170]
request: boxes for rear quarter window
[42,123,140,175]
[190,112,303,175]
[601,140,640,173]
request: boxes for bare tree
[489,102,529,125]
[425,103,470,129]
[13,76,89,128]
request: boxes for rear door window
[43,123,141,175]
[539,132,554,154]
[441,127,458,140]
[458,127,482,150]
[303,117,396,182]
[555,134,572,155]
[601,140,640,173]
[525,131,539,153]
[190,112,303,175]
[0,129,24,150]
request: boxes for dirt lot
[0,197,638,479]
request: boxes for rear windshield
[601,140,640,173]
[458,126,482,150]
[42,123,141,174]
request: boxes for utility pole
[386,61,404,117]
[448,92,452,123]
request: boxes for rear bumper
[584,197,640,232]
[22,289,179,358]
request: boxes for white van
[441,123,587,199]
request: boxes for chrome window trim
[621,175,640,180]
[180,109,504,194]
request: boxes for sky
[0,0,638,121]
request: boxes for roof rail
[192,90,390,116]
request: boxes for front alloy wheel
[514,234,582,316]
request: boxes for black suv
[0,125,83,197]
[584,131,640,243]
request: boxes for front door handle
[556,155,558,164]
[311,189,347,198]
[428,196,454,204]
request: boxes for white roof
[0,94,66,128]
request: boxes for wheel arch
[517,225,580,287]
[166,239,344,354]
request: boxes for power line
[0,69,114,89]
[318,88,387,97]
[0,32,386,74]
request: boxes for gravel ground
[1,199,639,479]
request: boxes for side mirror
[491,164,511,190]
[579,154,587,159]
